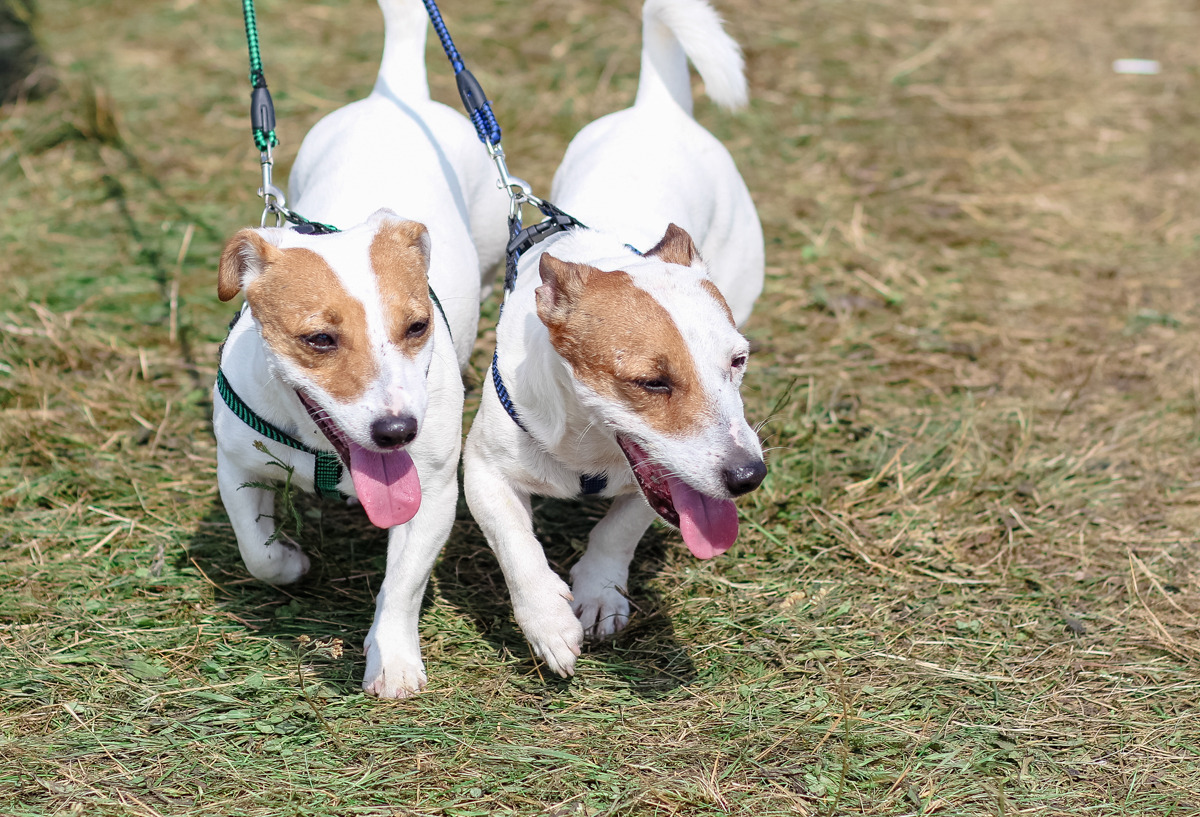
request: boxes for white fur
[463,0,764,677]
[216,0,505,699]
[635,0,747,112]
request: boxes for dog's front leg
[463,439,583,677]
[570,493,656,640]
[362,474,458,699]
[217,448,311,585]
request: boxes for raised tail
[374,0,432,101]
[634,0,748,115]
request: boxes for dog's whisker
[574,422,598,447]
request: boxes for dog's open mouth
[297,391,421,529]
[617,437,739,559]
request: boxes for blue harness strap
[490,349,527,432]
[489,202,624,498]
[490,352,607,496]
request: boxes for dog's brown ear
[370,211,431,269]
[218,229,282,302]
[536,254,594,328]
[370,218,431,305]
[646,223,699,267]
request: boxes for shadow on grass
[182,489,695,699]
[180,496,390,696]
[437,494,697,699]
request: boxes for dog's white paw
[362,629,426,699]
[570,558,632,640]
[245,543,310,586]
[513,576,583,677]
[571,584,631,640]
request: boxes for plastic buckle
[505,213,577,257]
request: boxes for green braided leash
[241,0,278,152]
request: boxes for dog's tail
[374,0,432,101]
[634,0,747,114]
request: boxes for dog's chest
[518,425,635,500]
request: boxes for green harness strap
[216,369,345,499]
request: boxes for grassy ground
[3,0,1200,813]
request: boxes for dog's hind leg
[361,472,458,699]
[463,436,584,677]
[569,493,656,640]
[216,450,311,586]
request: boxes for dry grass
[3,0,1200,814]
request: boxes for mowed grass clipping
[3,0,1200,814]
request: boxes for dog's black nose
[371,414,418,449]
[724,459,766,497]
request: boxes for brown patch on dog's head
[700,279,736,326]
[243,246,376,403]
[536,253,708,436]
[370,219,433,358]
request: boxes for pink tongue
[348,444,421,529]
[667,476,739,559]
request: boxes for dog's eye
[406,320,429,339]
[302,332,338,351]
[731,354,748,369]
[636,378,672,395]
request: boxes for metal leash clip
[486,141,535,222]
[257,145,287,228]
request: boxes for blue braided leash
[420,0,502,147]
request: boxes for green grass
[3,0,1200,814]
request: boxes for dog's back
[288,0,488,228]
[550,0,763,326]
[370,0,507,278]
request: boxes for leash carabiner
[257,144,287,227]
[486,142,534,222]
